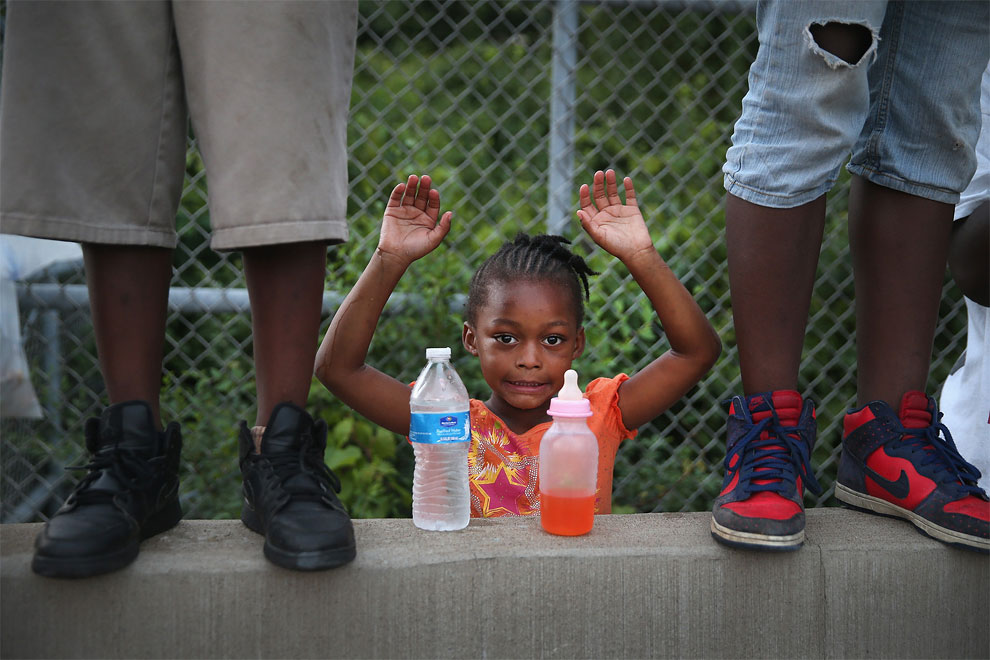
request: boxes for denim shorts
[0,0,357,250]
[724,0,990,208]
[956,65,990,221]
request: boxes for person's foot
[836,391,989,553]
[32,401,183,578]
[239,402,356,570]
[711,390,821,551]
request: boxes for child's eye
[493,334,517,345]
[544,335,565,346]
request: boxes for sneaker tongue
[260,404,323,492]
[750,390,802,427]
[747,391,802,484]
[898,391,932,429]
[259,403,311,455]
[88,401,159,493]
[100,401,159,452]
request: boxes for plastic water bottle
[539,369,598,536]
[409,347,471,531]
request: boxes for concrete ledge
[2,510,987,659]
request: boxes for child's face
[462,278,585,414]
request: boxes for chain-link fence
[2,0,970,522]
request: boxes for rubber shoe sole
[31,498,183,579]
[835,482,989,554]
[32,541,140,579]
[241,505,357,571]
[710,517,804,552]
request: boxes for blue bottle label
[410,411,470,443]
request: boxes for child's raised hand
[378,174,452,264]
[576,170,654,262]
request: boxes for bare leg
[725,21,873,397]
[848,176,954,408]
[243,241,327,426]
[83,244,172,428]
[808,22,874,65]
[948,199,989,306]
[726,193,826,394]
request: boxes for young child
[316,170,721,517]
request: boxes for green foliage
[156,358,416,520]
[15,3,965,522]
[163,3,966,517]
[309,380,414,519]
[162,367,246,519]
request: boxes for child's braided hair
[466,233,598,326]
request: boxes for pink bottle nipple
[547,370,592,418]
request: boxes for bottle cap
[547,369,592,418]
[425,347,451,359]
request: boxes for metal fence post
[547,0,578,237]
[41,309,62,433]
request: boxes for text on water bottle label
[409,411,470,443]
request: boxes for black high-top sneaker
[239,402,356,570]
[32,400,183,578]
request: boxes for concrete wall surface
[1,509,987,659]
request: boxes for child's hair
[466,233,598,326]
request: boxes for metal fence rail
[1,0,969,522]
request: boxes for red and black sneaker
[836,391,989,553]
[711,391,821,551]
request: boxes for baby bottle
[539,369,598,536]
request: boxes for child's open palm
[378,174,452,264]
[576,170,654,262]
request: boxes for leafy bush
[6,2,967,522]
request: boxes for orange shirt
[468,374,637,517]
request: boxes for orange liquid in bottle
[540,492,595,536]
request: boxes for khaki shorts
[0,0,357,250]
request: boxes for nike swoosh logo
[846,449,912,499]
[860,460,911,499]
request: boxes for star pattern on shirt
[475,464,529,516]
[468,409,539,516]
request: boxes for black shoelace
[263,432,342,506]
[897,413,985,499]
[65,441,160,505]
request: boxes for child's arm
[315,174,452,436]
[576,169,721,430]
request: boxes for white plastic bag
[0,235,82,418]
